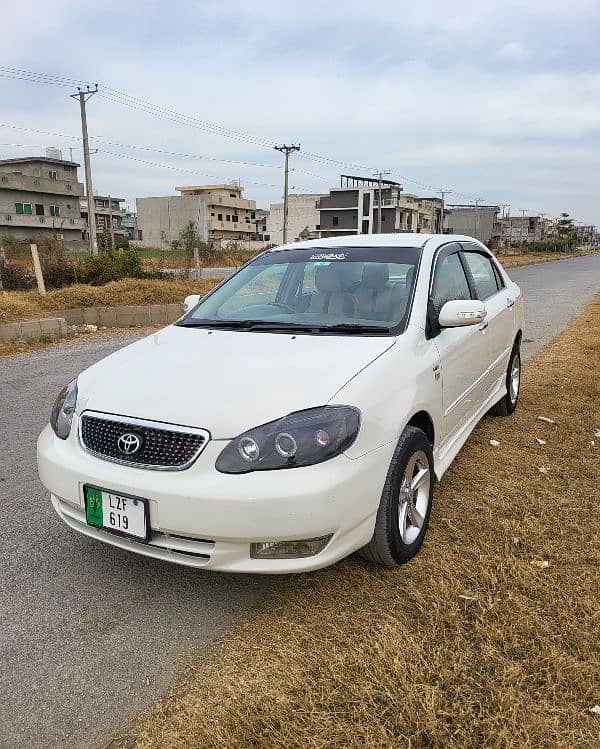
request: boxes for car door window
[462,252,499,301]
[431,252,472,314]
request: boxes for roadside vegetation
[114,296,600,749]
[0,278,220,325]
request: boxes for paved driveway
[0,254,598,748]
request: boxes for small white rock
[537,416,556,424]
[588,705,600,715]
[536,438,547,445]
[490,439,500,447]
[458,594,478,601]
[512,536,522,547]
[538,466,550,475]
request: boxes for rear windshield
[179,246,422,335]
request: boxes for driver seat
[308,265,356,316]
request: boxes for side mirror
[183,294,202,313]
[438,299,487,328]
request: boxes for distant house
[80,195,129,242]
[267,194,324,245]
[136,183,258,247]
[316,175,441,238]
[444,204,501,244]
[0,154,86,244]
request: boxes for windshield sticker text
[309,252,348,261]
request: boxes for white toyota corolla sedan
[37,234,524,573]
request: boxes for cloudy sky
[1,0,599,224]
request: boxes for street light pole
[439,190,452,233]
[274,144,300,244]
[374,170,391,233]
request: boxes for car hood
[76,325,395,438]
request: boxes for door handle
[506,297,515,309]
[478,320,489,332]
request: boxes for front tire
[360,426,434,567]
[490,343,521,417]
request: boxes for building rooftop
[0,156,80,168]
[175,184,243,193]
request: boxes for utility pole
[108,195,115,251]
[439,190,452,234]
[374,170,391,233]
[70,85,99,255]
[274,144,300,244]
[474,199,481,241]
[520,208,527,247]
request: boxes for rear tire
[490,344,521,417]
[360,426,434,567]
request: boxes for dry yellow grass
[0,278,221,324]
[112,296,600,749]
[499,248,599,268]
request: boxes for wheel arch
[406,410,435,449]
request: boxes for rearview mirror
[438,299,487,328]
[183,294,202,313]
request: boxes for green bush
[76,248,147,286]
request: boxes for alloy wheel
[398,449,431,544]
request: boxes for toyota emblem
[117,432,142,455]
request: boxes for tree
[178,221,207,276]
[556,213,576,244]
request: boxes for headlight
[216,406,360,474]
[50,379,78,440]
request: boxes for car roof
[271,233,482,252]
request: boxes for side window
[462,252,499,300]
[431,252,471,313]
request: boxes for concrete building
[574,224,599,246]
[137,184,258,248]
[120,211,140,241]
[497,215,554,246]
[176,184,257,241]
[317,175,435,238]
[0,154,86,243]
[80,195,129,242]
[136,195,209,247]
[267,193,324,245]
[444,204,500,244]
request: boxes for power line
[0,66,556,218]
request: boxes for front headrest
[315,264,343,292]
[362,263,389,291]
[405,265,415,288]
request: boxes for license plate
[84,485,150,541]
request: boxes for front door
[430,244,490,440]
[461,246,515,394]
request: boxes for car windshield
[178,246,422,334]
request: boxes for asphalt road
[0,254,598,749]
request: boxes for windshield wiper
[177,319,390,334]
[313,324,390,335]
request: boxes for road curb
[0,317,68,342]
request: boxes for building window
[226,215,231,222]
[217,213,223,221]
[49,205,60,217]
[15,202,33,215]
[362,220,369,234]
[211,212,215,217]
[232,215,239,223]
[362,192,371,216]
[35,204,44,216]
[332,216,339,226]
[229,193,236,198]
[48,170,58,180]
[251,211,256,219]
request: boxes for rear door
[430,243,490,440]
[461,245,515,394]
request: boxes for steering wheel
[265,301,296,313]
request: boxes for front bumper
[37,419,393,573]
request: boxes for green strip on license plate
[85,486,104,526]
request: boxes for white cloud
[497,41,530,62]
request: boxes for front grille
[79,412,210,470]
